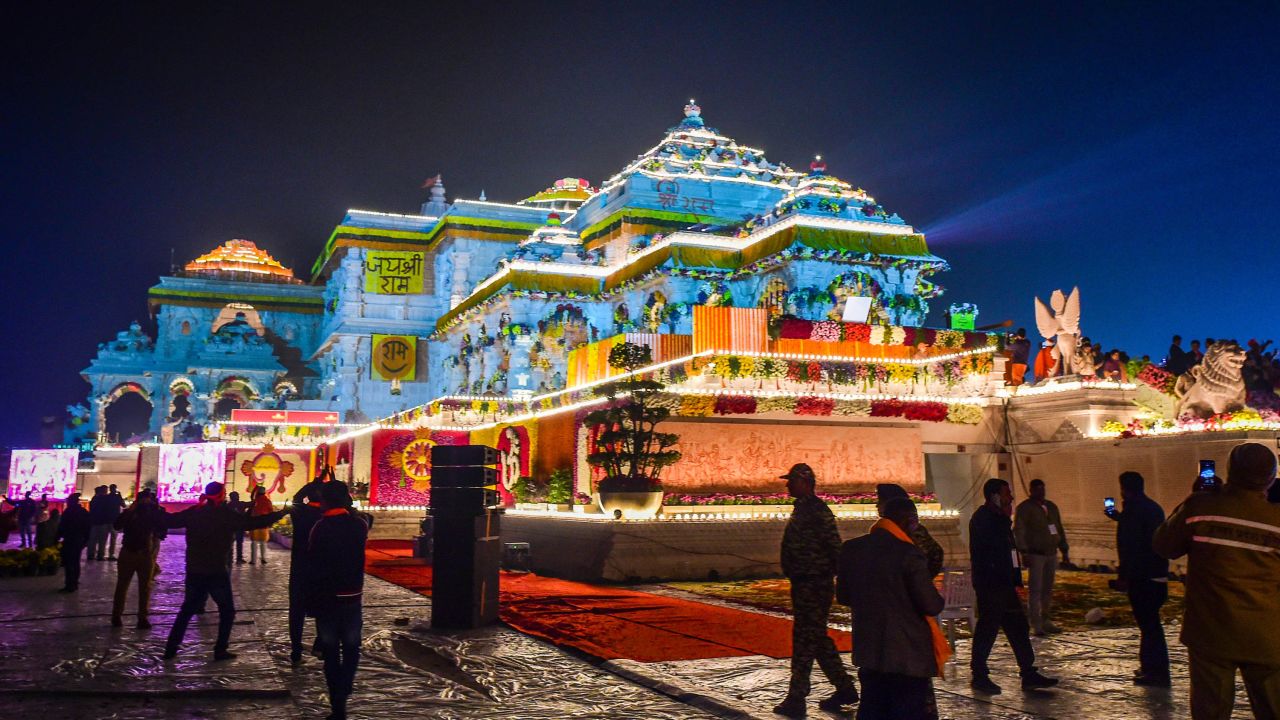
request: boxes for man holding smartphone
[1155,443,1280,718]
[1106,472,1170,686]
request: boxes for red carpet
[364,541,851,662]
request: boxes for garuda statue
[1034,287,1081,378]
[1175,342,1247,418]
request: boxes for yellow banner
[371,335,417,381]
[363,251,425,294]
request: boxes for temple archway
[212,376,257,419]
[168,378,194,421]
[102,383,153,443]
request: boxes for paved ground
[0,534,1257,719]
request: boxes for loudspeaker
[431,511,501,629]
[430,486,498,515]
[430,465,497,488]
[431,445,498,467]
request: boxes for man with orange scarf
[838,497,947,719]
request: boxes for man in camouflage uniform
[775,463,859,718]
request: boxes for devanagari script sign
[363,251,425,295]
[372,334,417,381]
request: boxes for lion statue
[1175,342,1246,418]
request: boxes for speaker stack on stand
[429,444,502,629]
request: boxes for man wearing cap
[162,481,289,661]
[774,463,859,718]
[1154,442,1280,718]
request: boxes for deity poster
[157,442,227,503]
[363,251,425,294]
[371,334,417,381]
[8,449,79,499]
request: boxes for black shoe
[290,649,303,666]
[971,675,1002,695]
[1134,673,1171,688]
[58,586,76,593]
[111,616,123,627]
[772,695,807,718]
[213,650,237,662]
[1022,670,1059,689]
[136,619,152,629]
[817,686,859,711]
[236,558,246,564]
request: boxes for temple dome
[183,239,300,284]
[519,178,595,212]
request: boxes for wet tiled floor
[0,535,1257,718]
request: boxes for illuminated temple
[51,102,1273,579]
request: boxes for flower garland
[1099,408,1280,438]
[663,491,936,507]
[1136,363,1176,394]
[667,393,975,424]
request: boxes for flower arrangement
[678,394,716,417]
[810,320,841,342]
[756,396,798,413]
[1136,364,1175,394]
[946,404,983,424]
[934,329,965,348]
[795,396,836,416]
[662,491,937,506]
[842,322,872,342]
[714,395,758,415]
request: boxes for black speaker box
[429,486,498,516]
[431,445,498,467]
[431,512,501,629]
[430,465,497,488]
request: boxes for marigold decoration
[399,429,435,491]
[678,395,716,417]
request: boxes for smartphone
[1104,497,1116,511]
[1199,460,1216,479]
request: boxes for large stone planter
[597,491,664,520]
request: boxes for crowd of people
[1006,328,1280,392]
[9,470,370,720]
[774,441,1280,720]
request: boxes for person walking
[307,481,370,720]
[289,477,326,664]
[227,491,247,564]
[57,493,91,593]
[1105,471,1170,686]
[1154,442,1280,718]
[162,481,288,661]
[969,478,1058,694]
[773,463,859,718]
[105,484,126,560]
[87,485,113,561]
[7,492,40,548]
[111,489,166,629]
[837,497,948,720]
[1014,479,1069,636]
[248,486,273,565]
[876,484,944,578]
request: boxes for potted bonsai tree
[584,342,681,519]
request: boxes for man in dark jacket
[838,497,944,719]
[105,484,127,559]
[308,481,369,720]
[877,484,944,578]
[57,493,92,592]
[87,485,114,560]
[969,478,1057,694]
[1154,442,1280,718]
[774,463,859,718]
[227,491,247,564]
[162,481,288,661]
[1106,471,1169,686]
[8,492,40,548]
[289,478,326,664]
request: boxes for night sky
[4,2,1277,448]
